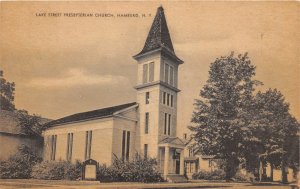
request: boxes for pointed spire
[137,6,175,56]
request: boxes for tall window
[144,144,148,158]
[168,114,171,135]
[149,62,154,82]
[50,135,57,160]
[145,92,150,104]
[143,62,154,84]
[163,62,174,85]
[162,91,174,108]
[164,64,169,83]
[145,112,149,134]
[170,66,174,86]
[85,131,92,160]
[66,133,73,161]
[143,64,148,84]
[164,113,167,135]
[122,130,131,161]
[122,131,126,161]
[126,131,130,161]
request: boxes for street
[0,180,297,189]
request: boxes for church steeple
[134,6,182,64]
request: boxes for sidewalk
[0,179,297,189]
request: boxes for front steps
[166,174,188,183]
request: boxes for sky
[1,1,299,135]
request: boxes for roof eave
[44,115,114,129]
[133,47,184,64]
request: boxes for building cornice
[134,81,181,92]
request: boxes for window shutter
[170,66,174,86]
[149,62,154,82]
[164,64,169,83]
[143,64,148,84]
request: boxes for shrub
[0,145,41,179]
[192,169,226,180]
[232,170,255,182]
[31,160,82,180]
[97,154,163,183]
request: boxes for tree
[189,52,261,179]
[253,89,299,183]
[0,70,15,111]
[16,110,44,139]
[0,144,42,179]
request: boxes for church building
[43,6,186,180]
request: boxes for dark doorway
[175,160,180,174]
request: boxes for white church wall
[55,133,67,161]
[71,131,86,162]
[43,117,115,163]
[136,86,160,158]
[112,117,137,160]
[90,128,114,165]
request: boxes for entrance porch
[158,137,186,180]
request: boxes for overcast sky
[1,1,299,135]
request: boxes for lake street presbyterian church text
[43,7,188,180]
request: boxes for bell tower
[133,6,184,159]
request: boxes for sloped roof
[134,6,182,63]
[159,137,185,146]
[185,157,199,162]
[45,102,137,128]
[0,110,51,135]
[140,6,174,54]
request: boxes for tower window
[149,62,154,82]
[163,92,166,104]
[145,92,150,104]
[170,66,174,86]
[144,144,148,158]
[168,114,171,135]
[143,62,154,84]
[145,112,149,134]
[164,64,169,83]
[171,95,173,107]
[164,113,167,135]
[143,64,148,84]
